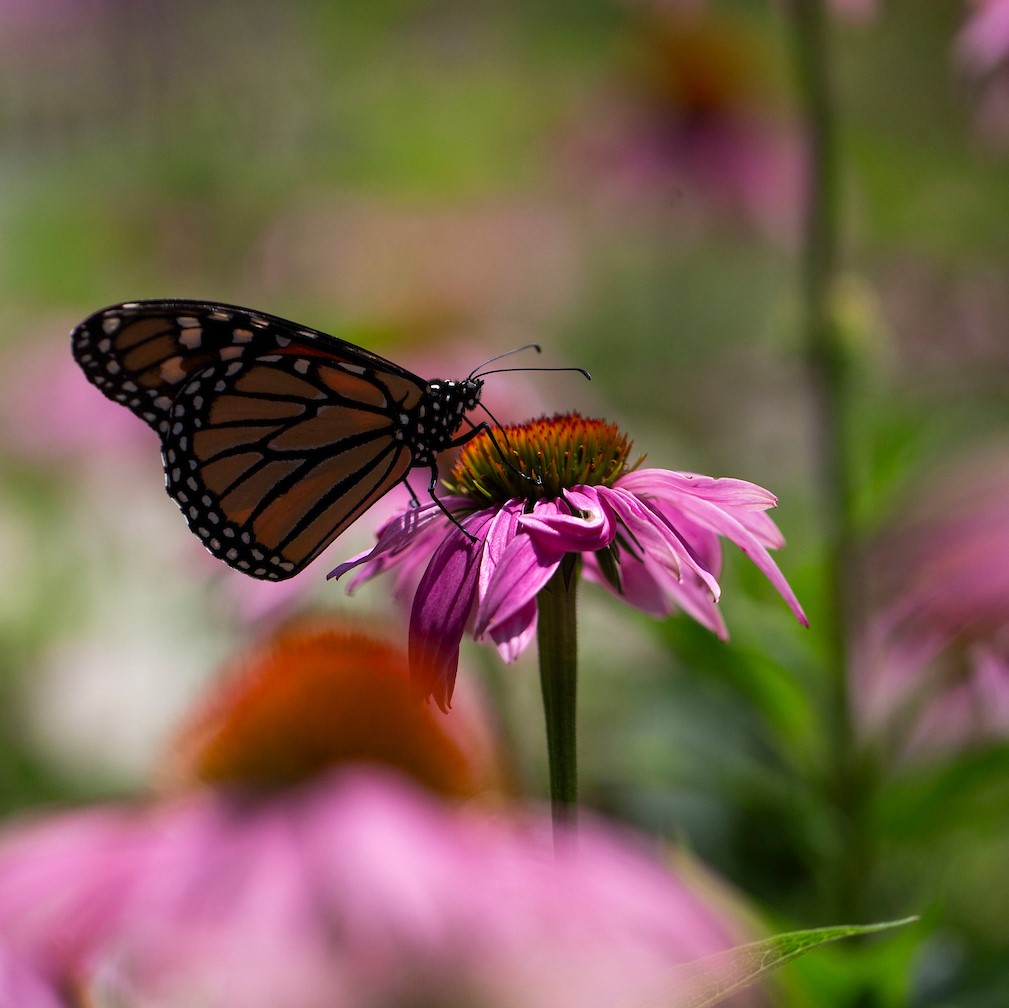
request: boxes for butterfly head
[428,377,484,412]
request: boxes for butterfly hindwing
[162,352,418,579]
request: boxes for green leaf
[633,917,918,1008]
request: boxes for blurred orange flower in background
[165,615,509,800]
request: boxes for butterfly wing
[72,300,428,579]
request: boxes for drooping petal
[410,510,497,711]
[601,486,722,602]
[327,499,461,587]
[623,470,788,550]
[488,599,539,664]
[642,484,808,627]
[583,549,729,638]
[582,550,672,618]
[477,501,524,606]
[476,523,561,637]
[663,573,731,639]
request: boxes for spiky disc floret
[443,412,643,504]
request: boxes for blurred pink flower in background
[0,614,760,1008]
[956,0,1009,149]
[0,942,64,1008]
[0,773,756,1008]
[857,448,1009,757]
[567,5,804,241]
[0,327,155,465]
[957,0,1009,75]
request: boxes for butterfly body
[72,300,484,580]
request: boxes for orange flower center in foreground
[166,619,505,800]
[443,412,641,504]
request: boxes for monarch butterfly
[72,299,517,581]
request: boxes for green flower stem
[785,0,869,917]
[536,555,580,831]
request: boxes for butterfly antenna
[467,344,541,381]
[473,364,592,381]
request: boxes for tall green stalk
[536,555,580,832]
[785,0,868,917]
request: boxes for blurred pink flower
[956,0,1009,149]
[0,770,756,1008]
[0,943,63,1008]
[332,414,806,710]
[0,329,155,464]
[857,450,1009,756]
[957,0,1009,74]
[568,6,804,241]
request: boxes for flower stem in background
[785,0,868,918]
[536,554,581,829]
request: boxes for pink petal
[516,488,617,555]
[410,510,496,711]
[584,551,729,639]
[488,599,539,664]
[0,944,63,1008]
[602,486,722,601]
[664,575,731,639]
[648,489,807,627]
[621,470,778,511]
[476,528,560,637]
[327,500,461,586]
[477,501,524,604]
[582,551,673,619]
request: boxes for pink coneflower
[956,0,1009,149]
[332,413,805,820]
[0,770,758,1008]
[0,942,64,1008]
[332,413,807,711]
[857,450,1009,757]
[0,616,759,1008]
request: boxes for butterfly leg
[453,419,543,489]
[427,466,477,543]
[403,477,422,508]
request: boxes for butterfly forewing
[71,299,484,580]
[70,300,420,434]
